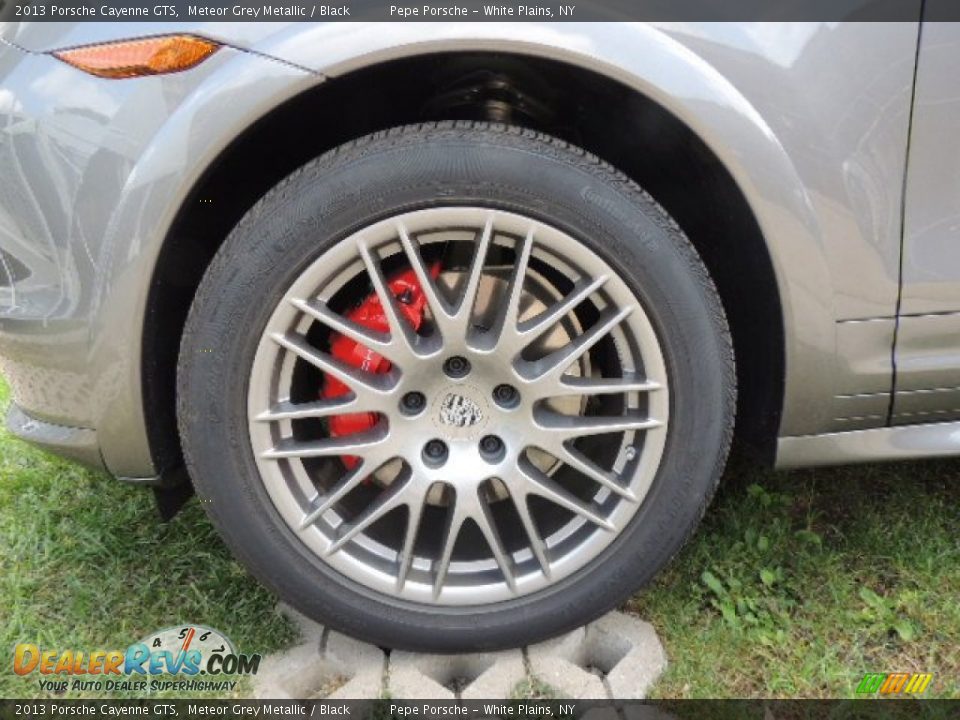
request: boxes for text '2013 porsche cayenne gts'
[2,20,959,651]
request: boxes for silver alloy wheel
[248,207,669,605]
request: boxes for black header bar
[5,0,960,23]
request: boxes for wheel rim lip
[247,206,670,606]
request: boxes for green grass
[627,455,960,698]
[0,378,296,699]
[1,375,957,699]
[511,677,557,700]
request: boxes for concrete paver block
[527,627,606,700]
[254,641,340,699]
[257,606,665,700]
[327,671,383,700]
[388,649,525,699]
[527,612,667,700]
[459,651,526,700]
[589,613,667,700]
[528,626,587,660]
[255,611,386,699]
[526,655,608,699]
[324,629,385,672]
[322,630,386,699]
[387,652,455,700]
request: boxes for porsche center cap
[431,384,490,440]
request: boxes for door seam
[888,10,926,425]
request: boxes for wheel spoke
[534,410,662,439]
[454,214,494,331]
[299,460,377,529]
[433,495,468,599]
[479,226,535,353]
[290,297,392,352]
[523,305,632,382]
[254,396,360,423]
[549,374,661,397]
[518,460,615,532]
[271,332,395,397]
[504,228,534,330]
[475,492,517,591]
[396,221,456,335]
[261,428,388,460]
[356,239,420,356]
[542,440,637,501]
[396,486,428,591]
[327,473,411,553]
[516,275,608,341]
[508,487,551,579]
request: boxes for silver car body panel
[0,31,321,476]
[0,20,957,475]
[5,401,101,467]
[777,419,960,469]
[901,22,960,317]
[894,22,960,425]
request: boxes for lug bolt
[479,435,505,462]
[400,391,426,415]
[492,384,519,408]
[423,439,449,466]
[443,355,471,378]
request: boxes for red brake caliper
[321,263,441,469]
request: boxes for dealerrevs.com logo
[13,625,261,694]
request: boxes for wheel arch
[143,40,818,479]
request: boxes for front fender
[69,45,322,477]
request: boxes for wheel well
[144,51,784,476]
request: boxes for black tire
[177,122,735,652]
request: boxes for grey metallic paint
[1,20,959,475]
[777,419,960,469]
[0,32,320,477]
[901,22,960,317]
[893,23,960,425]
